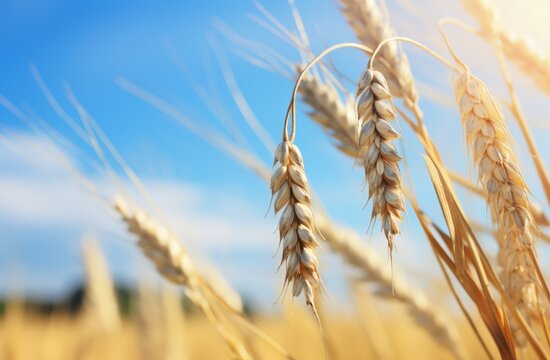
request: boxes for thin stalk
[282,42,373,142]
[495,49,550,205]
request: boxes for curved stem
[368,36,460,72]
[437,18,482,72]
[283,42,373,142]
[495,49,550,205]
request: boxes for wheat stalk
[161,287,187,360]
[271,141,321,307]
[453,70,541,345]
[136,285,187,360]
[357,68,406,256]
[81,238,121,333]
[136,284,165,360]
[339,0,420,117]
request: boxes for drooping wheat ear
[300,73,359,158]
[356,68,406,255]
[271,141,320,307]
[453,70,540,344]
[81,238,121,333]
[340,0,420,116]
[209,129,462,356]
[462,0,550,95]
[315,215,465,359]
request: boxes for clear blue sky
[1,0,548,309]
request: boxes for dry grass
[0,304,488,360]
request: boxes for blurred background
[1,0,550,357]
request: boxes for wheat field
[1,0,550,359]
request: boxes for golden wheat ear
[453,71,541,346]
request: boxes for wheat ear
[454,70,540,345]
[113,196,251,359]
[114,196,199,289]
[271,141,321,307]
[119,44,462,356]
[300,73,359,158]
[340,0,420,116]
[357,68,406,256]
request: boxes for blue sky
[1,0,549,309]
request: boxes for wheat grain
[340,0,420,116]
[357,68,406,255]
[271,141,320,307]
[453,70,540,345]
